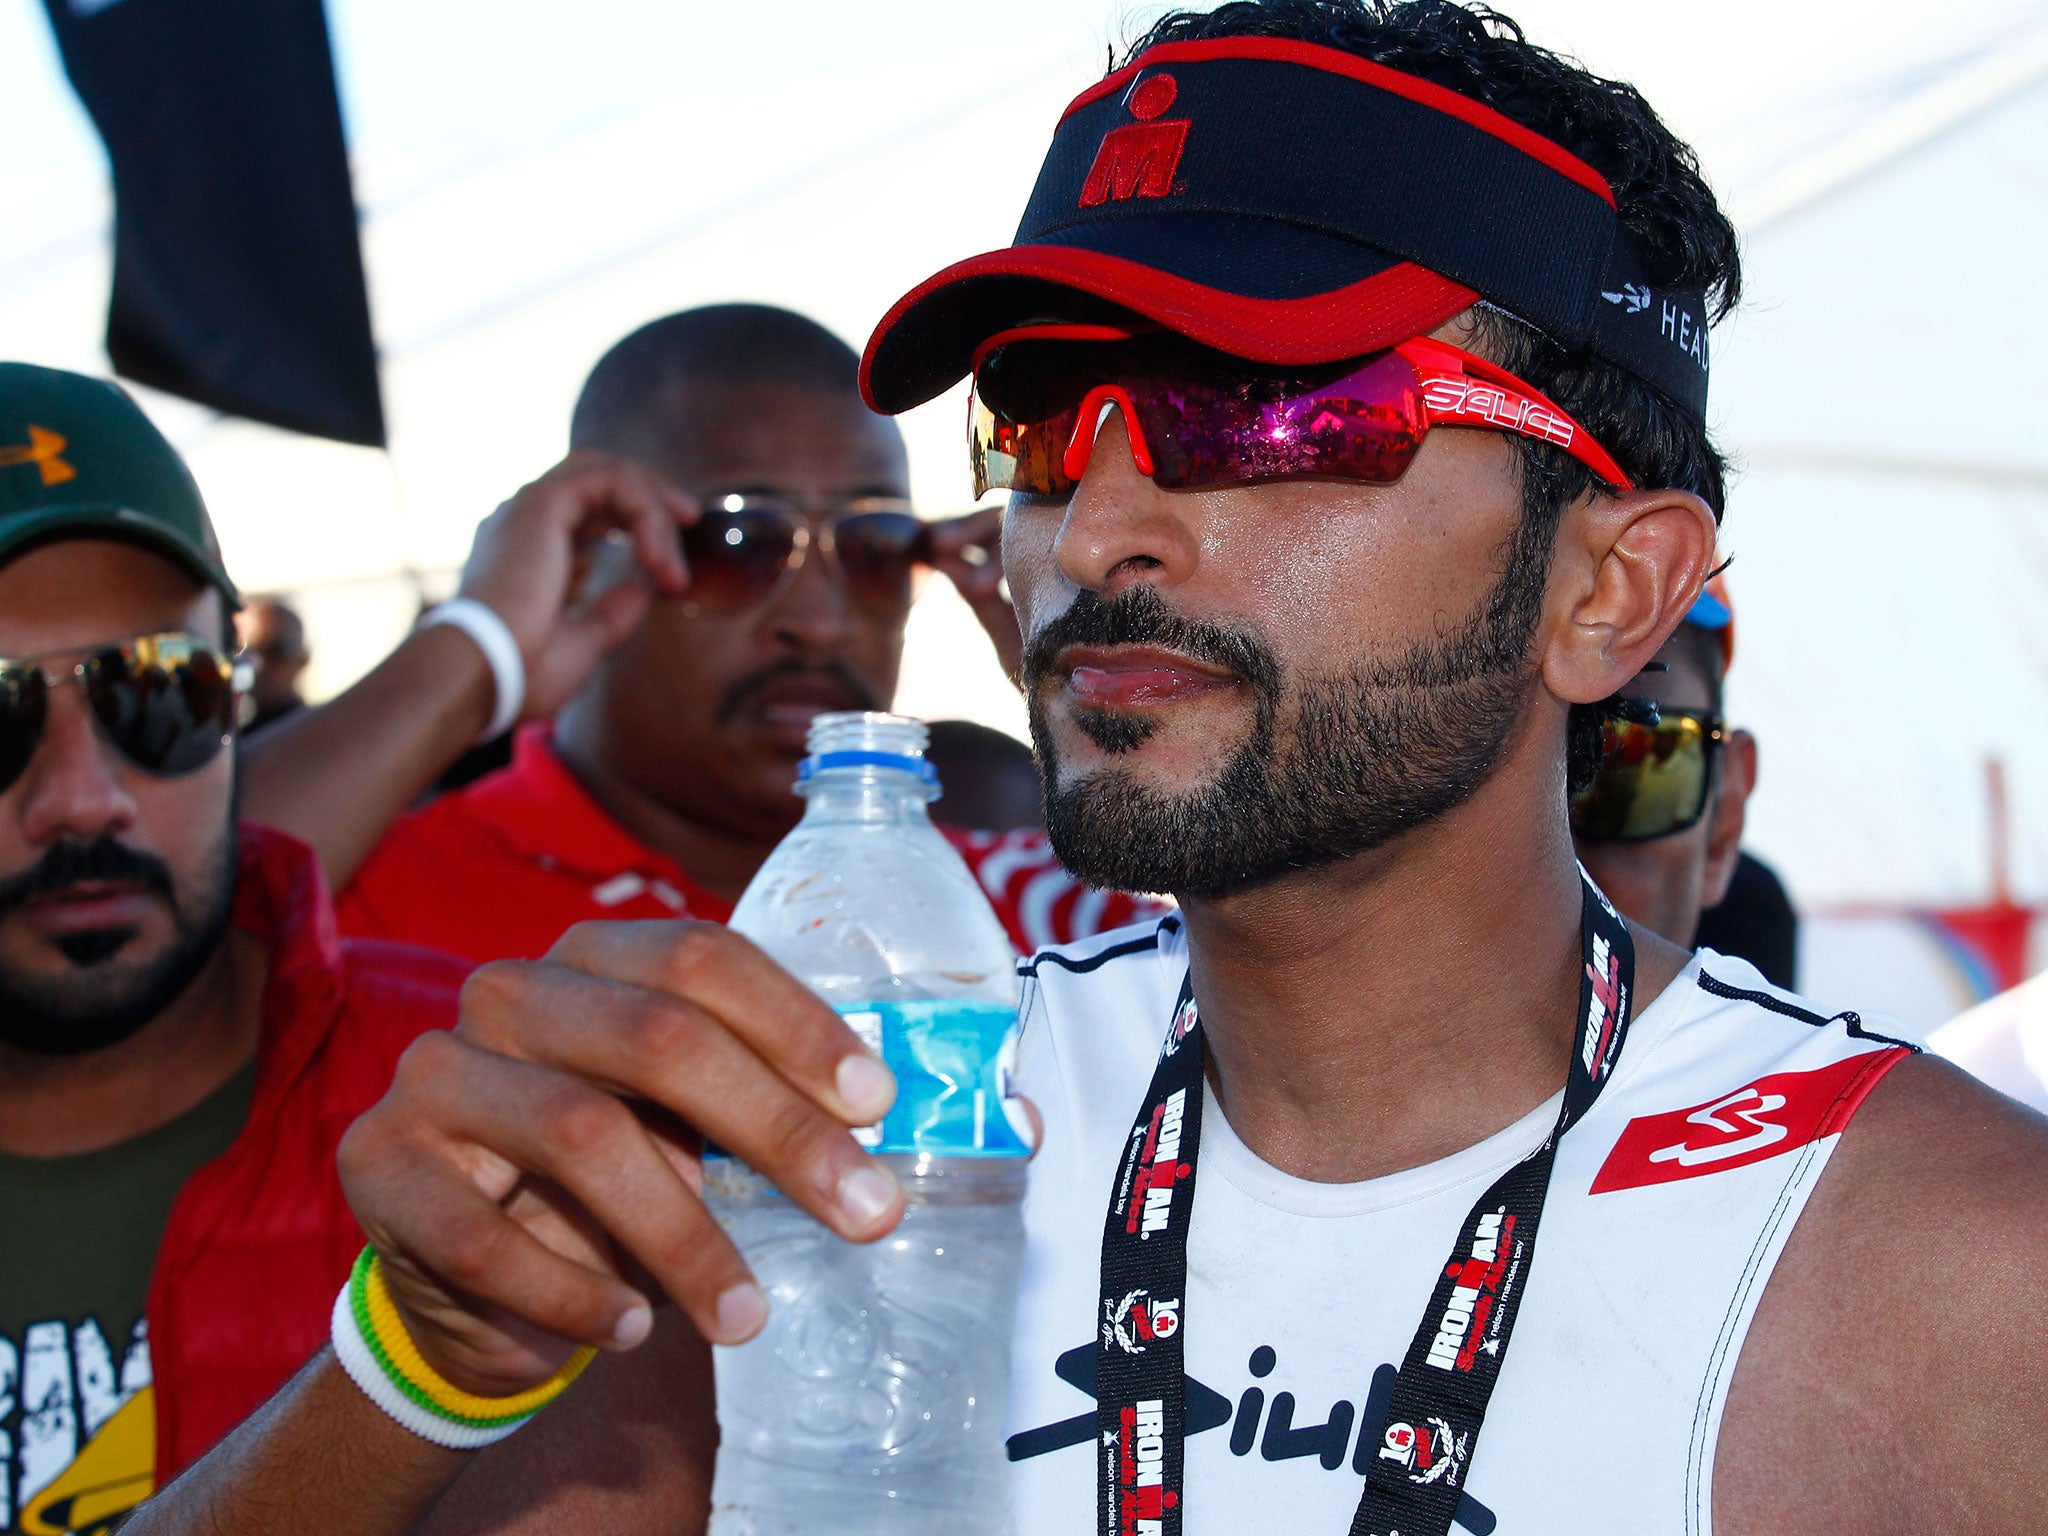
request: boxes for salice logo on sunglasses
[1419,376,1576,450]
[1081,73,1190,208]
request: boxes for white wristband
[420,598,524,743]
[329,1283,531,1450]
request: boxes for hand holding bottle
[335,917,909,1399]
[711,711,1030,1535]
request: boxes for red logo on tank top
[1080,73,1190,207]
[1590,1046,1909,1194]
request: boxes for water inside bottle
[710,712,1025,1535]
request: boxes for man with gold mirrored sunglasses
[1571,575,1793,986]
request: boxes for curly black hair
[1120,0,1741,528]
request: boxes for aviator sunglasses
[1570,699,1727,843]
[679,493,930,619]
[969,323,1634,498]
[0,631,246,795]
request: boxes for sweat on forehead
[569,304,872,451]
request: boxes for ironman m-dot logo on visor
[1080,74,1189,207]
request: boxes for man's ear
[1701,727,1757,909]
[1542,489,1719,706]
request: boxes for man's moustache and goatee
[1025,549,1546,900]
[0,828,237,1057]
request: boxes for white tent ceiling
[1710,32,2048,908]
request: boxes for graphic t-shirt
[0,1060,255,1536]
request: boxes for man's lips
[15,881,159,935]
[1059,646,1238,710]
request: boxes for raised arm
[237,454,696,887]
[126,920,907,1536]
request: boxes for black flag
[41,0,385,447]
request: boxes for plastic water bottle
[707,711,1029,1536]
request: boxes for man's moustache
[1020,586,1280,695]
[0,835,177,921]
[715,660,882,724]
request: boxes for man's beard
[0,824,238,1055]
[1024,507,1554,899]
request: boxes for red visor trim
[1062,38,1615,207]
[860,244,1476,413]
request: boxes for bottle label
[839,1000,1030,1157]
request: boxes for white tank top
[1004,915,1911,1536]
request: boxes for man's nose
[1053,407,1202,598]
[763,536,863,653]
[14,684,139,847]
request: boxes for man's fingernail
[612,1302,653,1351]
[836,1053,896,1121]
[715,1282,768,1343]
[838,1163,900,1228]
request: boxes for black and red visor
[861,38,1711,424]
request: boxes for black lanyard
[1096,878,1635,1536]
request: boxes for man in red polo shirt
[325,306,1157,961]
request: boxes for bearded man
[0,364,467,1535]
[128,4,2048,1535]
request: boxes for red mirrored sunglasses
[969,324,1632,498]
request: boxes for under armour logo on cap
[0,425,76,487]
[1079,72,1189,207]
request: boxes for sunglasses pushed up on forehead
[968,323,1633,499]
[677,493,930,618]
[0,632,245,795]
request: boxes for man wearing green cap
[0,364,473,1536]
[0,356,720,1534]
